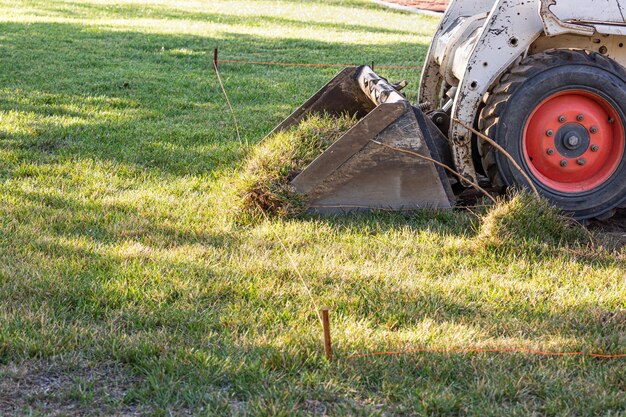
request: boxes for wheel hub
[523,90,625,193]
[555,123,590,157]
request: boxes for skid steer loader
[270,0,626,220]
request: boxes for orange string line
[344,347,626,360]
[216,59,421,69]
[213,50,243,144]
[213,50,625,363]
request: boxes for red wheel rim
[523,90,625,193]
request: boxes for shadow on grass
[2,187,624,415]
[0,22,429,177]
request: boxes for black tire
[478,49,626,220]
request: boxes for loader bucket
[273,66,455,213]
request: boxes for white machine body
[419,0,626,181]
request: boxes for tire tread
[478,49,626,216]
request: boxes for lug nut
[577,158,587,166]
[547,148,555,155]
[609,117,615,124]
[590,126,598,134]
[560,160,568,167]
[591,144,600,152]
[559,115,567,123]
[546,129,554,137]
[577,114,585,121]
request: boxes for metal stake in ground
[322,307,333,360]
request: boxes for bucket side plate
[291,102,455,213]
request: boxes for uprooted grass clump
[478,191,590,248]
[234,113,358,219]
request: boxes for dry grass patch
[232,114,357,220]
[478,191,590,248]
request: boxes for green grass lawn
[0,0,624,415]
